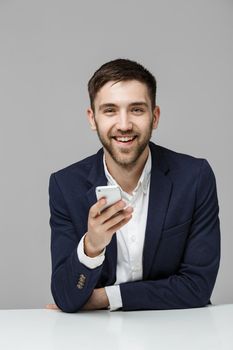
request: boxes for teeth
[115,137,134,142]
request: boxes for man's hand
[82,287,109,310]
[46,303,60,311]
[45,288,109,311]
[84,198,133,257]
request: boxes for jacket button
[77,282,84,289]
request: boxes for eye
[103,108,116,114]
[131,107,144,114]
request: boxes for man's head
[87,59,160,169]
[88,58,157,112]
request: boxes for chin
[113,151,140,167]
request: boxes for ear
[152,105,160,130]
[87,108,97,131]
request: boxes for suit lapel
[143,142,172,279]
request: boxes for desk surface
[0,304,233,350]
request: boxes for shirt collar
[103,148,151,195]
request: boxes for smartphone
[96,185,122,213]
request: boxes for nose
[116,111,133,131]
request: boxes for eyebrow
[130,102,149,108]
[99,103,116,111]
[99,102,149,111]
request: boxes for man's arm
[46,287,109,311]
[49,173,132,313]
[119,159,221,310]
[49,174,104,312]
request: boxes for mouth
[112,136,137,146]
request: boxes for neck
[104,146,149,194]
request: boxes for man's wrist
[98,288,110,309]
[77,235,105,269]
[84,234,104,258]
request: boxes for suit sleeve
[120,159,221,310]
[49,173,104,313]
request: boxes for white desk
[0,304,233,350]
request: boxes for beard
[94,119,154,171]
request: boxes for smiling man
[48,58,220,312]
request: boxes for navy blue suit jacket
[48,141,220,312]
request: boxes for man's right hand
[84,198,133,257]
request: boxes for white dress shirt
[77,149,151,311]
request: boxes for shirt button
[130,235,136,242]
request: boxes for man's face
[87,80,160,169]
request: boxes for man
[48,58,220,312]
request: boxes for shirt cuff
[77,234,106,269]
[105,285,122,311]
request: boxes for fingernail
[125,205,133,210]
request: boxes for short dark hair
[88,58,157,111]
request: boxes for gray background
[0,0,232,309]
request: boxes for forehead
[95,80,150,106]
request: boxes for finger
[45,303,60,310]
[103,207,133,231]
[105,214,132,235]
[102,204,133,225]
[98,200,127,224]
[105,212,133,234]
[123,206,134,214]
[89,198,106,218]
